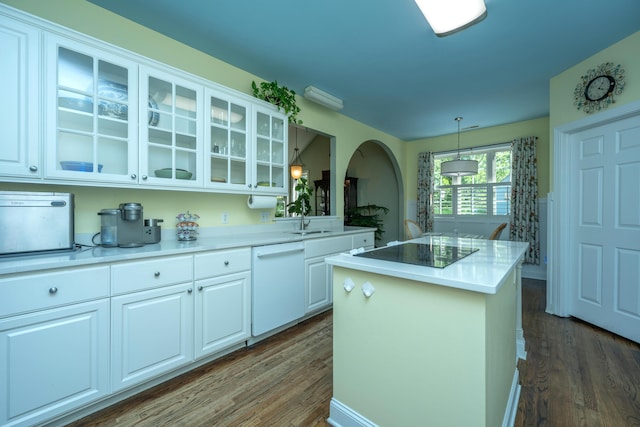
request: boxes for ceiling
[88,0,640,141]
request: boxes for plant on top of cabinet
[251,80,302,124]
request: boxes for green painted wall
[332,266,517,426]
[549,31,640,189]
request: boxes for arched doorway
[345,140,403,246]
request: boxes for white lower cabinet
[111,285,194,393]
[305,255,334,313]
[110,256,194,392]
[194,248,251,359]
[195,272,250,358]
[0,267,110,427]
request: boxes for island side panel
[331,267,489,427]
[485,268,517,427]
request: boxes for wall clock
[574,62,625,114]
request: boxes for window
[433,145,511,217]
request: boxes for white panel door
[570,114,640,342]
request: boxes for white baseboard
[328,368,521,427]
[502,368,522,427]
[327,398,378,427]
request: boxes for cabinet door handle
[224,261,229,266]
[49,287,58,294]
[29,165,38,172]
[154,271,160,277]
[187,288,193,294]
[131,173,137,180]
[142,175,148,180]
[198,285,203,291]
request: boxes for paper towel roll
[247,195,277,209]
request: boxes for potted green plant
[345,204,389,243]
[287,177,313,217]
[251,80,302,124]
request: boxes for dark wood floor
[66,279,640,426]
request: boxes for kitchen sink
[290,230,330,236]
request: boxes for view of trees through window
[433,146,511,216]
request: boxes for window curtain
[417,152,434,232]
[510,136,540,264]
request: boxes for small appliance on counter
[143,218,163,244]
[98,202,145,248]
[0,191,75,256]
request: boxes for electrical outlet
[221,212,229,224]
[261,212,270,222]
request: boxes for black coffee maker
[98,203,144,247]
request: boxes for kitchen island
[325,235,529,427]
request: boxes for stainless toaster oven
[0,191,75,256]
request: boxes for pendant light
[290,127,303,179]
[440,117,478,177]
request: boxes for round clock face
[585,75,616,101]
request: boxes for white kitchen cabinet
[303,232,376,314]
[0,16,41,179]
[44,34,139,183]
[111,282,194,393]
[304,235,353,314]
[194,248,251,359]
[252,105,288,195]
[139,66,203,187]
[205,88,252,191]
[110,255,194,392]
[0,266,110,427]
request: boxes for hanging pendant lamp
[440,117,478,177]
[290,127,303,179]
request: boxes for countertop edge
[0,227,375,276]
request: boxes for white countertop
[0,226,374,276]
[326,235,529,294]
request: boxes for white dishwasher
[252,241,305,336]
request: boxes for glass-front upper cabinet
[205,88,251,191]
[252,105,287,195]
[139,67,202,187]
[45,35,138,182]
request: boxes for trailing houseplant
[287,177,313,216]
[345,204,389,243]
[251,80,302,124]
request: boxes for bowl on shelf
[154,168,193,180]
[60,161,103,173]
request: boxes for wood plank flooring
[65,279,640,426]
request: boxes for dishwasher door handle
[255,247,304,258]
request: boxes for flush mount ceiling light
[440,117,478,176]
[304,86,344,111]
[290,127,303,179]
[414,0,487,37]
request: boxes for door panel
[570,114,640,343]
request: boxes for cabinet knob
[198,285,203,291]
[247,184,252,188]
[49,287,58,294]
[142,175,148,180]
[224,260,229,266]
[29,165,38,172]
[187,288,193,294]
[154,271,160,277]
[131,174,137,179]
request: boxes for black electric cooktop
[355,243,479,268]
